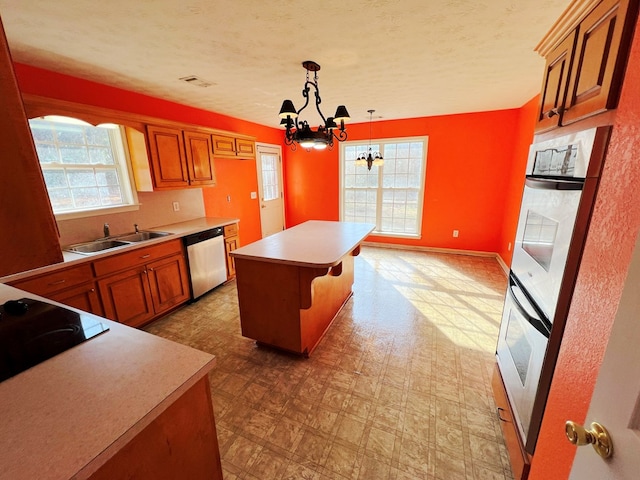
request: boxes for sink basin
[116,231,172,242]
[66,239,130,255]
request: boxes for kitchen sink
[115,231,172,242]
[66,239,130,255]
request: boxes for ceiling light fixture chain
[355,109,384,170]
[279,60,350,151]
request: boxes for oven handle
[508,273,552,338]
[525,176,584,191]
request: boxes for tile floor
[145,246,513,480]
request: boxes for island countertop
[0,284,216,480]
[230,220,375,268]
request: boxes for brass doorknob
[565,421,613,459]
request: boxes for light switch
[250,192,257,199]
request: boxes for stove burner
[0,298,109,382]
[2,299,29,316]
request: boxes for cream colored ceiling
[0,0,571,126]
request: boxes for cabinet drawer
[223,223,238,237]
[10,263,94,296]
[492,364,530,480]
[94,239,184,277]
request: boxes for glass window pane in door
[261,154,280,201]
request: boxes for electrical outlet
[250,191,257,199]
[226,195,231,203]
[172,201,180,212]
[453,230,459,238]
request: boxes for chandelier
[355,110,384,170]
[279,61,350,151]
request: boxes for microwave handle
[525,176,583,191]
[508,274,551,338]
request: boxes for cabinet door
[49,282,104,316]
[235,138,255,158]
[98,267,154,327]
[224,235,239,279]
[211,134,237,157]
[147,254,190,315]
[146,125,189,189]
[563,0,635,125]
[536,31,576,132]
[184,131,216,186]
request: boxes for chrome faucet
[103,223,110,238]
[134,223,139,233]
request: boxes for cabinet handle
[143,270,148,275]
[497,407,509,423]
[140,254,151,259]
[149,267,154,272]
[90,288,95,293]
[546,106,567,118]
[48,279,66,286]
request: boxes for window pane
[342,139,426,236]
[29,118,134,215]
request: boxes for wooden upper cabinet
[146,125,217,189]
[212,134,255,159]
[535,0,638,132]
[146,125,189,189]
[184,131,216,186]
[563,0,634,125]
[537,32,576,131]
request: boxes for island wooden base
[235,249,358,356]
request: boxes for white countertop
[0,216,239,284]
[230,220,375,268]
[0,284,216,480]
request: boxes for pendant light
[355,110,384,170]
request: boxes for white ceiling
[0,0,571,126]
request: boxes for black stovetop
[0,298,109,383]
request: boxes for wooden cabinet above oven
[535,0,639,132]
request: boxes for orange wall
[284,108,534,258]
[497,95,539,265]
[14,62,536,258]
[13,63,283,245]
[529,15,640,479]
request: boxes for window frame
[29,117,140,220]
[339,136,428,238]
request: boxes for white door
[569,231,640,479]
[256,143,285,237]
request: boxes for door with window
[256,143,284,237]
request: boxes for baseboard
[361,241,510,276]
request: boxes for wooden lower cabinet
[98,253,189,328]
[9,263,104,316]
[49,282,103,317]
[224,223,239,279]
[492,364,530,480]
[88,376,223,480]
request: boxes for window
[29,116,138,218]
[340,137,427,237]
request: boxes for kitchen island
[0,284,222,480]
[231,220,374,356]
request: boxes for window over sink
[28,116,138,219]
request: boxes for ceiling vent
[179,75,214,87]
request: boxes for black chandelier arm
[332,128,348,142]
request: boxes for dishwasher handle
[183,227,224,247]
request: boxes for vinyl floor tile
[145,246,512,479]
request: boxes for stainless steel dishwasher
[183,227,227,299]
